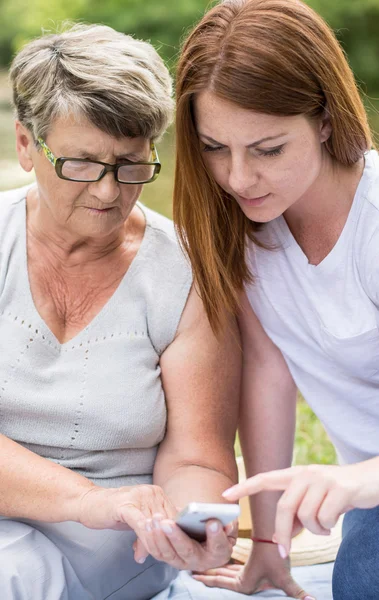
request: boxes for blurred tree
[0,0,85,62]
[0,0,211,69]
[85,0,210,69]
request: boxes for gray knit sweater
[0,186,192,487]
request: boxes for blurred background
[0,0,378,465]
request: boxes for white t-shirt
[245,150,379,465]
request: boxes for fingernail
[137,557,146,564]
[222,488,234,498]
[209,521,219,533]
[153,519,160,530]
[225,523,234,535]
[304,596,316,600]
[278,544,287,559]
[161,524,173,535]
[272,534,278,543]
[145,520,152,532]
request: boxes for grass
[2,73,377,467]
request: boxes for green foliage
[294,395,337,465]
[0,0,211,69]
[309,0,379,101]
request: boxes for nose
[88,171,120,204]
[228,156,259,196]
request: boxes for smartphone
[176,502,240,542]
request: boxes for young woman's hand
[192,543,314,599]
[133,515,237,570]
[223,458,379,557]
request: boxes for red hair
[174,0,373,332]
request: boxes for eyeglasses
[37,137,161,184]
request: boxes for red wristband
[251,536,277,545]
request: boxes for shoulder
[354,152,379,302]
[140,203,180,244]
[0,185,30,236]
[361,150,379,211]
[0,184,31,207]
[356,151,379,249]
[139,203,192,275]
[137,203,193,355]
[0,185,30,223]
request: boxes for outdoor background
[1,0,379,465]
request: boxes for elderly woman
[0,24,240,600]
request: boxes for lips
[87,207,115,212]
[239,194,269,202]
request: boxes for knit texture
[0,186,192,487]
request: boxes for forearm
[0,433,95,522]
[240,359,297,536]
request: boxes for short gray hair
[10,23,173,141]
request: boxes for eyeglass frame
[37,137,161,184]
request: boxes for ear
[319,109,332,144]
[15,121,35,173]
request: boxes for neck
[284,153,365,234]
[26,189,138,268]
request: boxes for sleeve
[144,226,193,356]
[360,225,379,308]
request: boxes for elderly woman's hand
[78,484,236,569]
[78,484,177,535]
[133,514,237,570]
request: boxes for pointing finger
[223,467,301,501]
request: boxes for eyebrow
[198,133,287,148]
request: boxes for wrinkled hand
[223,459,379,557]
[133,515,237,571]
[192,542,314,599]
[78,484,177,544]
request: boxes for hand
[133,514,237,571]
[223,459,379,557]
[192,542,314,599]
[78,484,177,549]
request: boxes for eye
[201,144,224,153]
[257,144,285,157]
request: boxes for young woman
[174,1,379,598]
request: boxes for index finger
[222,467,301,501]
[117,504,152,548]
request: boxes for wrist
[251,526,276,539]
[251,536,277,545]
[75,483,101,525]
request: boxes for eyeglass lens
[61,160,156,183]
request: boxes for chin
[240,205,283,224]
